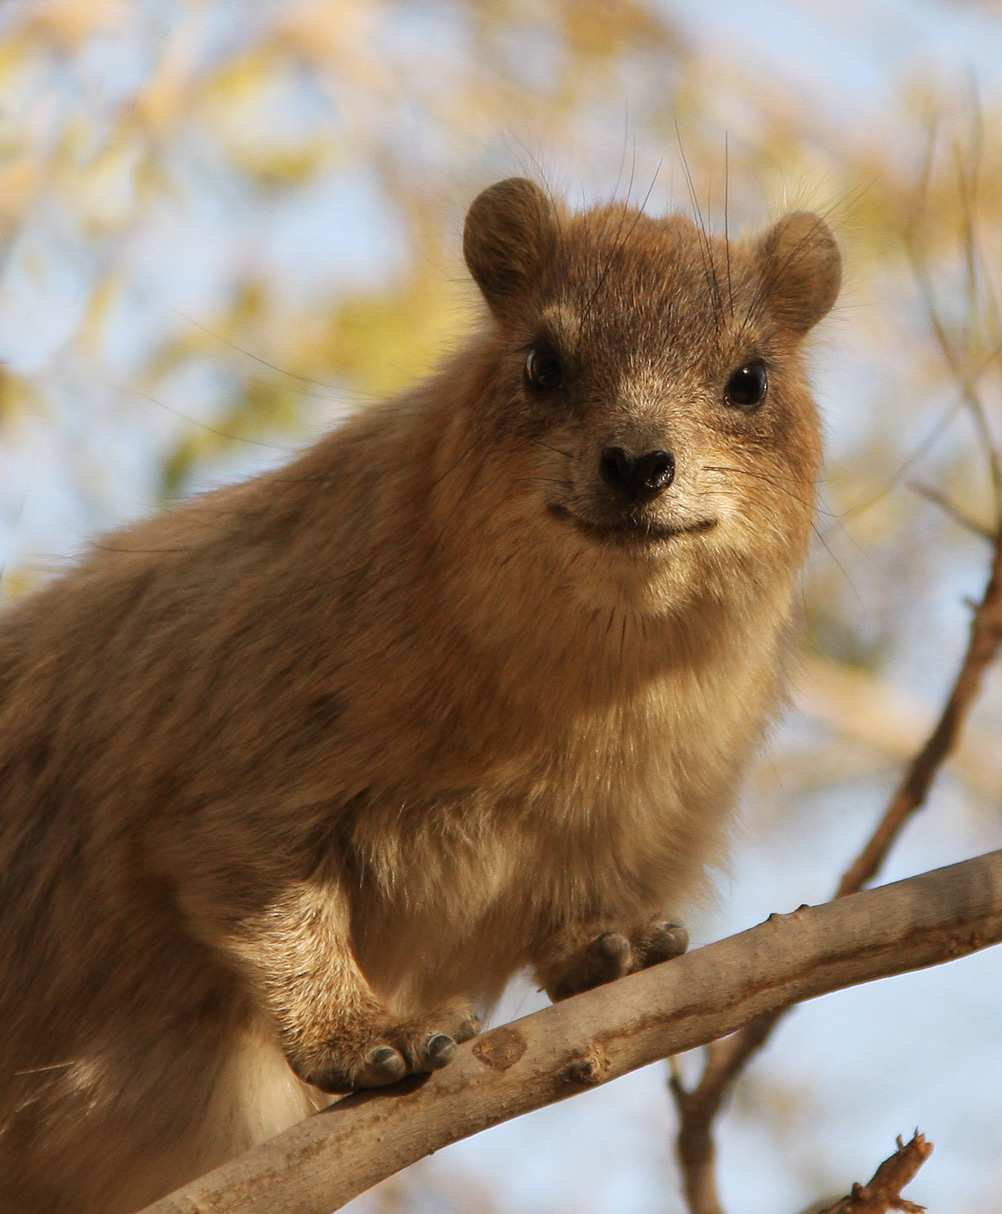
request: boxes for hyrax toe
[447,1008,481,1044]
[543,918,690,1001]
[293,1049,378,1094]
[591,931,632,964]
[425,1032,457,1066]
[363,1045,408,1084]
[298,1002,480,1093]
[294,1036,408,1093]
[387,1002,480,1073]
[545,930,635,1001]
[635,920,689,967]
[584,930,635,985]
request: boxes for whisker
[580,160,663,329]
[702,463,817,509]
[675,122,723,334]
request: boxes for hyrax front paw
[544,917,689,1002]
[295,1002,480,1094]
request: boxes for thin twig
[904,119,1002,526]
[670,518,1002,1214]
[907,481,994,542]
[837,522,1002,896]
[815,1131,933,1214]
[907,250,1002,523]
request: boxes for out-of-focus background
[3,1,1002,1211]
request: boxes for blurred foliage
[3,2,1002,1212]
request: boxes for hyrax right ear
[756,212,841,335]
[464,178,560,323]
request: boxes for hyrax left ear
[464,178,561,323]
[755,212,841,335]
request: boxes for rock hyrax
[0,177,840,1213]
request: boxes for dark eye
[525,345,564,391]
[724,362,768,409]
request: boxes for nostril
[600,446,633,491]
[634,449,675,494]
[599,446,675,497]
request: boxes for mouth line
[548,503,718,544]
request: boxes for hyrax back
[0,178,839,1212]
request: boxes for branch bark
[139,849,1002,1214]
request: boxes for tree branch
[139,849,1002,1214]
[816,1132,933,1214]
[837,523,1002,897]
[670,513,1002,1214]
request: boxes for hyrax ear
[464,178,560,323]
[755,212,841,335]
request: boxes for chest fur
[345,658,769,1006]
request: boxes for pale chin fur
[535,497,749,619]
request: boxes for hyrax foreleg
[212,880,479,1092]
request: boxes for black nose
[599,446,675,498]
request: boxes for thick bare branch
[139,850,1002,1214]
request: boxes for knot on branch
[564,1045,610,1086]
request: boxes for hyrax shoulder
[0,177,839,1214]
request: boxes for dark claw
[426,1033,457,1066]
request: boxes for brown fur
[0,178,840,1212]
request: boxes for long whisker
[702,463,817,509]
[580,160,663,329]
[675,121,723,334]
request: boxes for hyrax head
[460,177,841,613]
